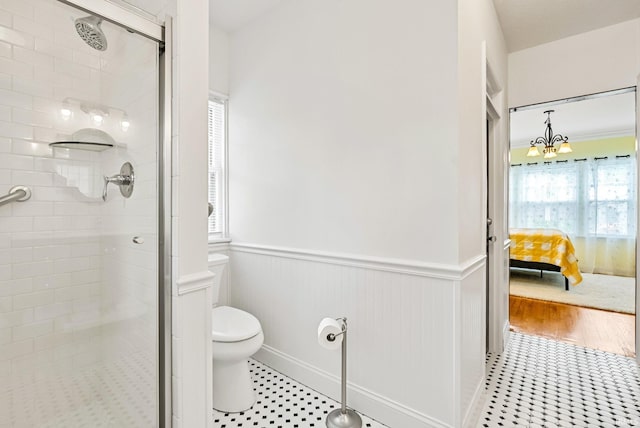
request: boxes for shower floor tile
[0,350,156,428]
[212,360,388,428]
[479,332,640,428]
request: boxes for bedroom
[508,88,636,356]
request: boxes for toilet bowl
[212,305,264,412]
[209,253,264,413]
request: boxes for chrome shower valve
[103,162,135,201]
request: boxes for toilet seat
[212,306,262,342]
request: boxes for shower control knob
[133,236,144,244]
[103,162,135,201]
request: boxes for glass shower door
[0,0,160,426]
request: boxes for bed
[509,228,583,290]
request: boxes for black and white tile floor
[481,332,640,428]
[214,333,640,428]
[212,360,388,428]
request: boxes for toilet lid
[212,306,262,342]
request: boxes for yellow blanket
[510,228,583,286]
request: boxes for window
[208,95,228,240]
[509,156,636,238]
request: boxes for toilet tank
[209,253,229,306]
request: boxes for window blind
[208,98,225,235]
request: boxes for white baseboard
[254,345,452,428]
[462,375,487,428]
[502,321,511,350]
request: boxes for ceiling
[209,1,640,51]
[510,91,636,148]
[207,2,638,143]
[492,0,640,52]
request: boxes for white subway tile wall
[0,0,160,426]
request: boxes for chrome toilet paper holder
[325,317,346,343]
[325,317,362,428]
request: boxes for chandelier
[526,110,572,159]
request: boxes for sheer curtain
[509,156,636,276]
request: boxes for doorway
[507,88,637,357]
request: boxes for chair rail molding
[176,270,215,295]
[229,242,486,281]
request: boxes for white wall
[509,18,640,108]
[455,0,509,423]
[456,0,509,423]
[170,0,213,427]
[229,0,460,265]
[209,26,229,95]
[457,0,508,262]
[225,0,508,427]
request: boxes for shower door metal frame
[57,0,163,40]
[159,17,173,428]
[54,1,172,427]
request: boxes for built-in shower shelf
[50,141,114,151]
[50,128,126,152]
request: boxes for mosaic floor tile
[212,360,388,428]
[215,334,640,428]
[480,333,640,428]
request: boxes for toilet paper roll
[317,317,343,350]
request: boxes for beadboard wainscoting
[224,243,487,428]
[458,265,487,428]
[172,270,214,428]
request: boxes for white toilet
[209,253,264,413]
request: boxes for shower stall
[0,0,170,426]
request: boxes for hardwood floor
[509,295,636,358]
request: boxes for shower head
[74,15,107,51]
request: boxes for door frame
[636,77,640,366]
[483,43,510,353]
